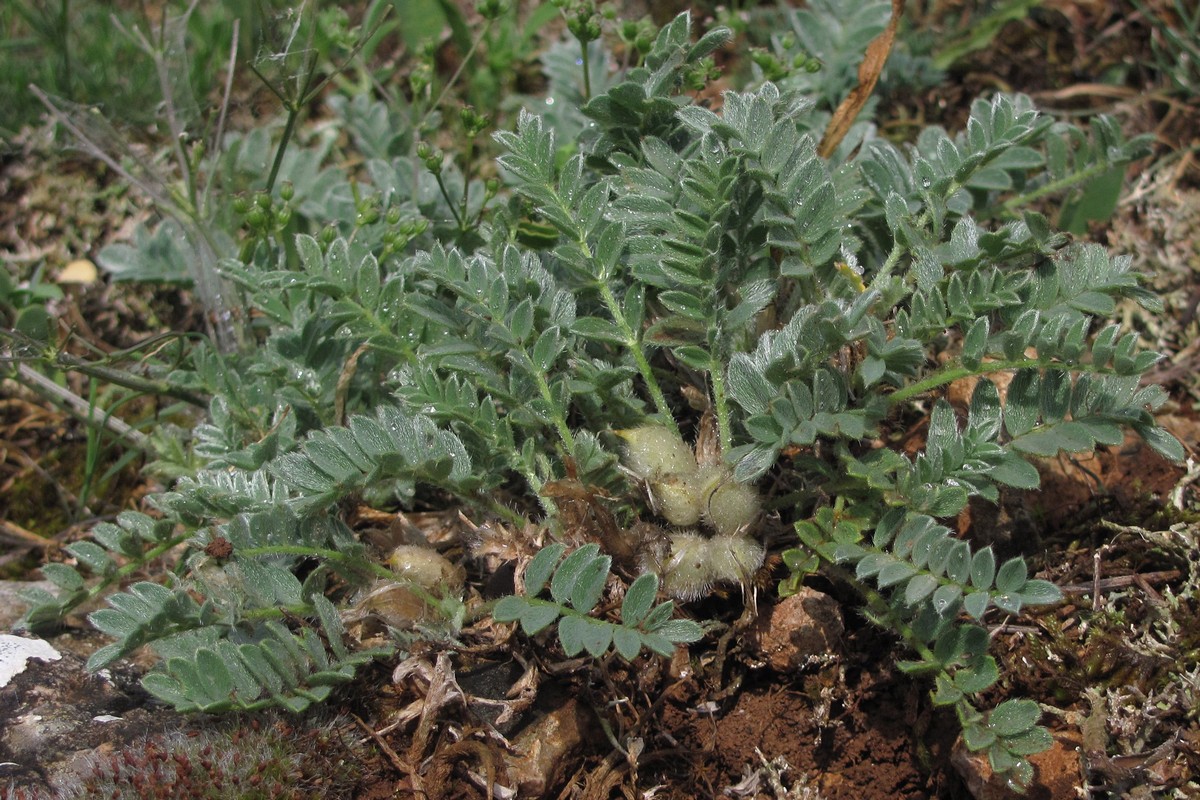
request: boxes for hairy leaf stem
[71,531,196,620]
[49,350,207,407]
[596,281,680,438]
[1000,159,1117,214]
[886,357,1045,406]
[531,359,578,456]
[236,545,396,581]
[709,354,733,454]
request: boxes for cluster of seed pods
[617,425,764,601]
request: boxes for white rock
[0,634,61,688]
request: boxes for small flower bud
[476,0,507,20]
[410,62,432,94]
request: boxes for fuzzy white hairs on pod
[653,465,760,535]
[659,531,715,601]
[648,531,766,602]
[615,425,697,479]
[620,423,765,601]
[652,472,705,526]
[703,477,761,536]
[704,535,765,586]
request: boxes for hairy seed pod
[704,479,761,536]
[704,535,765,587]
[386,545,465,590]
[616,425,696,479]
[345,581,430,630]
[651,472,704,526]
[659,531,715,602]
[689,465,727,502]
[343,546,466,632]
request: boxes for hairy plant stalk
[596,281,679,437]
[236,545,396,581]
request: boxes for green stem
[872,238,907,287]
[887,354,1138,409]
[529,360,577,456]
[421,21,492,131]
[49,350,208,407]
[596,282,679,438]
[435,172,465,227]
[580,40,592,101]
[1000,159,1115,214]
[260,4,391,198]
[886,357,1041,407]
[265,103,301,196]
[709,354,732,454]
[483,494,529,528]
[57,531,196,623]
[516,459,559,521]
[867,171,969,289]
[459,140,474,231]
[555,198,677,434]
[240,604,311,621]
[237,545,396,581]
[261,29,324,197]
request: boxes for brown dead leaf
[694,409,722,467]
[818,0,906,159]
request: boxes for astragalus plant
[18,8,1180,793]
